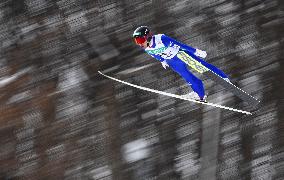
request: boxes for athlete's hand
[161,61,169,69]
[194,49,207,59]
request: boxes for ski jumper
[145,34,229,99]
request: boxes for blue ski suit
[144,34,228,99]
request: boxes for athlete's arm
[148,53,163,62]
[147,53,169,69]
[161,34,196,53]
[161,34,207,58]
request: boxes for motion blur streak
[0,0,283,180]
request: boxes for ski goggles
[134,36,147,45]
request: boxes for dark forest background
[0,0,283,179]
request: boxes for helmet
[133,26,152,46]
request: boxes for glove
[194,49,207,59]
[161,61,169,69]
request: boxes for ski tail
[203,71,260,108]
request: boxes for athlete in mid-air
[133,26,230,102]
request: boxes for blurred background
[0,0,283,179]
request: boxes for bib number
[160,45,180,59]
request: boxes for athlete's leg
[166,58,206,99]
[191,54,229,79]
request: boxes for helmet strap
[146,35,152,47]
[147,33,152,42]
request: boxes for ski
[98,71,252,115]
[203,71,260,107]
[177,51,260,107]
